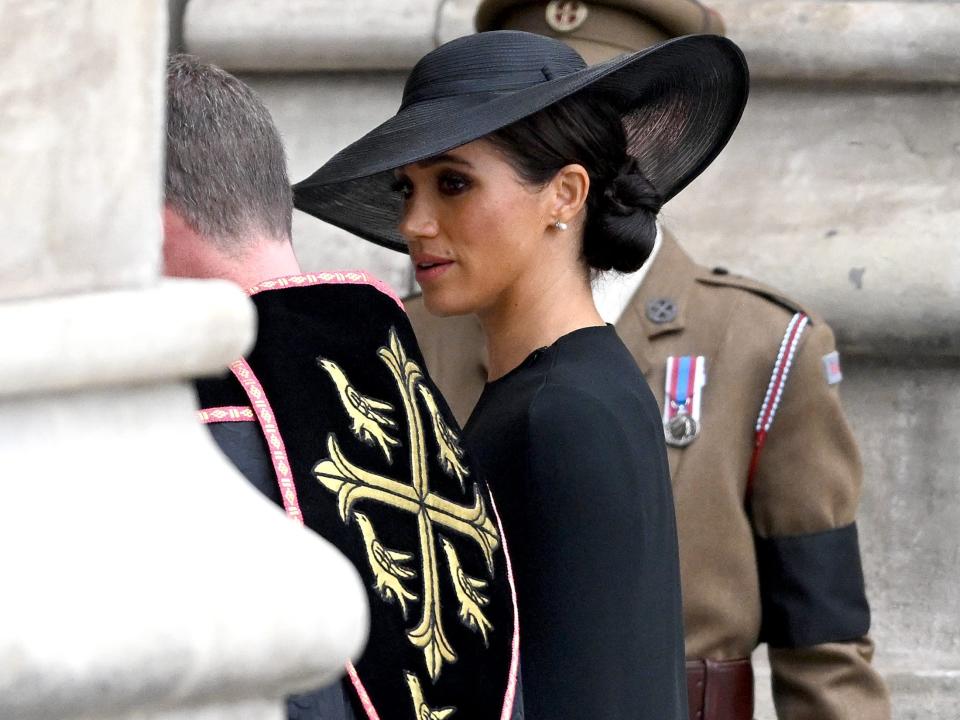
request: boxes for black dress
[464,324,686,720]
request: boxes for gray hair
[165,54,292,246]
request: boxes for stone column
[0,2,367,719]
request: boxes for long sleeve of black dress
[465,325,687,720]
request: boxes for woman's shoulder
[534,329,655,421]
[542,325,644,382]
[472,326,655,435]
[531,377,635,428]
[523,371,669,497]
[472,370,618,448]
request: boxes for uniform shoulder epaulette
[695,267,821,324]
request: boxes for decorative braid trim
[747,313,809,498]
[246,271,404,311]
[196,406,255,424]
[755,313,809,434]
[490,492,522,720]
[346,661,381,720]
[229,358,304,525]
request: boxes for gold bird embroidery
[318,357,401,462]
[418,385,470,489]
[440,536,493,645]
[405,671,456,720]
[354,511,418,618]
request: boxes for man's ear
[550,163,590,228]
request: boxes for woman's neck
[478,263,604,382]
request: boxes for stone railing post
[0,2,368,719]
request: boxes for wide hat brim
[294,31,748,253]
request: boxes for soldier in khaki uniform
[404,2,892,719]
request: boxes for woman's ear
[550,163,590,228]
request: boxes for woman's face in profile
[395,139,556,317]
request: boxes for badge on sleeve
[663,355,706,447]
[822,350,843,385]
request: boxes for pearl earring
[554,220,568,231]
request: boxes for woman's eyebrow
[416,154,473,169]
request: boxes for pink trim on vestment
[346,661,382,720]
[489,493,521,720]
[229,358,304,525]
[245,271,405,311]
[196,406,255,424]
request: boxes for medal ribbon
[663,355,706,424]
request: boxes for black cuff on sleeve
[756,522,871,648]
[206,422,280,505]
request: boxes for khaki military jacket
[405,231,890,720]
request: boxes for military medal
[663,355,706,447]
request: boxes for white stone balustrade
[0,1,369,718]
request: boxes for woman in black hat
[296,30,747,719]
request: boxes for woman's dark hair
[486,92,661,273]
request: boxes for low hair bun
[584,159,662,273]
[484,93,660,274]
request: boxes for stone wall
[180,2,960,717]
[243,71,412,292]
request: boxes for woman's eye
[391,178,413,200]
[438,172,470,196]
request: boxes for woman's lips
[412,255,454,283]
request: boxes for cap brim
[294,34,747,253]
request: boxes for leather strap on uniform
[686,657,754,720]
[746,313,809,500]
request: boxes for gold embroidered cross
[315,328,500,681]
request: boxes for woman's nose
[398,195,439,242]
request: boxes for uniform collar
[593,223,663,324]
[615,229,701,374]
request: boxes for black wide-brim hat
[294,30,748,253]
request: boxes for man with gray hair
[163,53,301,286]
[165,51,352,720]
[164,55,522,720]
